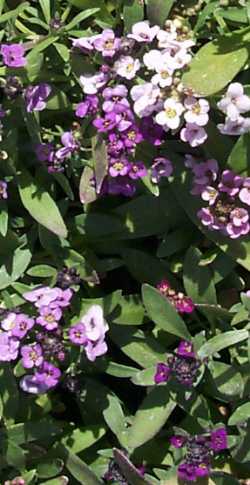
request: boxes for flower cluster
[154,340,201,387]
[72,20,207,196]
[157,279,194,313]
[170,428,228,482]
[35,131,80,173]
[68,305,109,361]
[217,82,250,136]
[186,155,250,239]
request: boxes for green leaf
[6,440,25,470]
[92,135,108,194]
[229,402,250,425]
[183,247,217,304]
[105,361,139,378]
[30,36,59,56]
[17,169,67,238]
[147,0,174,26]
[0,365,19,424]
[208,361,244,401]
[64,8,100,30]
[217,7,249,24]
[103,394,127,446]
[39,0,51,23]
[25,50,44,81]
[211,472,240,485]
[227,133,250,174]
[198,330,249,359]
[61,426,106,453]
[27,264,56,277]
[0,200,8,237]
[3,419,63,444]
[142,284,191,340]
[0,2,29,23]
[53,173,74,200]
[123,0,144,33]
[56,444,103,484]
[194,0,219,33]
[79,166,97,204]
[131,366,156,386]
[113,449,152,485]
[54,42,70,62]
[123,249,177,286]
[127,387,176,450]
[46,91,70,110]
[182,30,249,96]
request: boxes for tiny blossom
[75,95,99,118]
[143,49,162,70]
[210,428,228,451]
[93,112,120,132]
[218,116,250,136]
[154,363,171,384]
[239,178,250,205]
[201,186,218,206]
[114,55,141,80]
[35,361,61,388]
[12,314,34,338]
[151,157,173,183]
[131,83,161,118]
[177,341,195,358]
[0,180,8,199]
[93,29,120,57]
[109,158,131,177]
[0,43,26,67]
[128,21,159,43]
[0,331,20,361]
[218,169,242,196]
[69,322,87,345]
[21,344,44,368]
[72,35,98,52]
[55,131,79,160]
[24,83,51,112]
[36,305,62,331]
[180,123,207,147]
[23,286,61,308]
[20,374,49,394]
[155,98,184,130]
[35,143,54,162]
[121,126,143,148]
[128,162,147,180]
[79,72,108,94]
[184,96,209,126]
[1,312,17,331]
[226,208,250,239]
[217,82,250,120]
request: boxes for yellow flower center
[105,39,114,49]
[165,107,177,118]
[126,63,134,72]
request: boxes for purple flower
[102,85,129,113]
[20,374,49,394]
[128,162,147,180]
[1,312,17,331]
[114,55,140,80]
[0,43,26,67]
[151,157,173,183]
[109,157,131,177]
[170,435,187,448]
[93,29,120,57]
[0,180,8,200]
[75,95,99,118]
[107,176,136,197]
[121,127,143,148]
[218,116,250,135]
[69,322,87,345]
[36,305,62,331]
[51,288,73,308]
[35,361,61,388]
[24,83,51,112]
[0,331,19,361]
[107,133,124,156]
[177,341,195,358]
[226,207,250,239]
[35,143,55,162]
[72,35,97,52]
[21,344,43,368]
[210,428,228,451]
[55,132,79,160]
[178,463,197,482]
[180,123,207,147]
[115,106,135,132]
[12,314,34,338]
[239,177,250,206]
[154,363,171,384]
[175,294,195,314]
[85,339,108,362]
[218,170,242,196]
[128,21,159,43]
[93,112,120,132]
[23,286,62,308]
[140,116,164,146]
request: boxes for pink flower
[36,305,62,331]
[218,170,243,196]
[184,96,209,126]
[69,323,87,345]
[128,21,159,43]
[93,29,120,57]
[21,344,43,368]
[0,44,26,67]
[0,332,20,361]
[114,55,140,80]
[85,339,108,362]
[226,208,250,239]
[72,35,98,52]
[239,177,250,205]
[217,82,250,120]
[170,435,187,448]
[35,361,61,388]
[23,286,61,308]
[180,123,207,147]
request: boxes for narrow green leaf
[56,444,103,484]
[6,440,25,470]
[39,0,51,23]
[198,330,249,359]
[64,8,100,30]
[61,426,106,453]
[127,387,176,450]
[54,42,70,62]
[142,284,191,340]
[27,265,57,277]
[103,394,127,446]
[113,449,152,485]
[0,200,8,237]
[18,169,67,238]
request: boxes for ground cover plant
[1,0,250,484]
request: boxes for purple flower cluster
[35,131,80,172]
[186,155,250,239]
[170,428,228,482]
[0,180,8,200]
[24,83,51,113]
[0,285,73,394]
[217,83,250,136]
[154,341,201,387]
[69,305,109,361]
[157,279,194,313]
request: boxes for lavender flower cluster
[170,427,228,482]
[217,82,250,136]
[0,284,109,394]
[186,155,250,239]
[157,278,195,313]
[154,340,201,387]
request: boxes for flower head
[128,21,159,43]
[114,55,140,80]
[184,96,209,126]
[35,361,61,388]
[217,82,250,120]
[1,43,26,67]
[154,363,171,384]
[0,180,8,199]
[80,72,108,94]
[75,95,99,118]
[0,331,20,361]
[239,177,250,206]
[36,305,62,331]
[24,83,51,112]
[155,98,184,130]
[180,123,207,147]
[93,29,120,57]
[151,157,173,183]
[21,344,43,368]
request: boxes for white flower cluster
[217,82,250,136]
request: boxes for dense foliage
[0,1,250,484]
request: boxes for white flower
[217,82,250,120]
[131,82,160,117]
[155,98,184,130]
[184,96,210,126]
[114,55,140,80]
[143,49,162,70]
[79,72,107,94]
[201,186,218,205]
[128,21,159,43]
[217,116,250,135]
[81,305,108,342]
[157,28,177,47]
